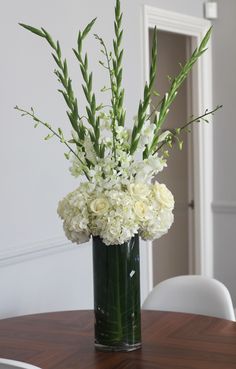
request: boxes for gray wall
[151,30,189,285]
[1,0,236,317]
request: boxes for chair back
[142,275,235,321]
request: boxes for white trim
[142,7,154,295]
[0,236,74,266]
[193,33,213,277]
[186,37,195,275]
[212,202,236,214]
[146,241,153,292]
[145,7,210,36]
[143,6,213,293]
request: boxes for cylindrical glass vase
[92,234,141,352]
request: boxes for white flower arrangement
[15,0,221,246]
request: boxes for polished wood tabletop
[0,310,236,369]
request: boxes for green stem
[95,34,117,161]
[148,27,213,156]
[92,235,141,348]
[146,98,163,121]
[73,18,102,158]
[112,0,126,127]
[15,106,90,180]
[129,27,157,155]
[153,104,222,155]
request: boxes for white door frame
[142,6,213,294]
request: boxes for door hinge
[188,199,194,209]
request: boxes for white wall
[3,0,235,318]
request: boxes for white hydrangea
[90,190,139,245]
[139,210,174,241]
[57,178,174,246]
[57,184,91,244]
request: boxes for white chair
[142,275,235,321]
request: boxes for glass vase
[92,234,141,352]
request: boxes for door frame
[142,6,213,294]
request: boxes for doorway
[149,29,194,285]
[143,6,213,293]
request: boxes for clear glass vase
[92,234,141,352]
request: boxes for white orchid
[139,122,156,147]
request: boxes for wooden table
[0,310,236,369]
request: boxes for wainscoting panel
[212,201,236,307]
[0,237,73,267]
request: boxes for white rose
[152,182,174,210]
[90,197,109,215]
[128,183,150,199]
[134,201,148,220]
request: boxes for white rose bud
[90,197,109,215]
